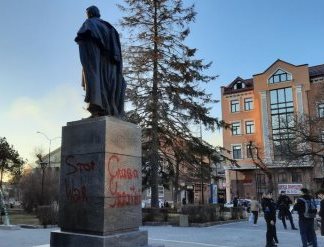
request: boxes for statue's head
[86,6,101,18]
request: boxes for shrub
[142,208,168,222]
[19,168,59,213]
[181,205,219,223]
[37,205,58,227]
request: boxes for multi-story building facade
[221,59,324,202]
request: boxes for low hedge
[181,205,219,223]
[142,205,245,224]
[37,205,58,227]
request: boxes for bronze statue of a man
[75,6,126,118]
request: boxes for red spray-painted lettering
[65,178,88,203]
[65,155,96,176]
[107,155,141,208]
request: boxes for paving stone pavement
[0,216,323,247]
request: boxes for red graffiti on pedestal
[107,155,141,208]
[64,155,95,203]
[65,178,88,203]
[65,155,96,175]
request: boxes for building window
[291,172,302,183]
[268,69,292,84]
[147,185,164,198]
[232,122,241,135]
[256,174,266,185]
[232,145,242,159]
[321,131,324,143]
[234,81,246,90]
[231,100,240,113]
[244,98,253,111]
[318,103,324,118]
[245,121,255,134]
[277,173,287,183]
[270,88,294,160]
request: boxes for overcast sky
[0,0,323,163]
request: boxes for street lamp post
[39,161,48,205]
[36,132,61,205]
[36,131,60,167]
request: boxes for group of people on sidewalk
[247,188,324,247]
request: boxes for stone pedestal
[50,116,147,247]
[51,230,148,247]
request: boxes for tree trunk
[0,165,4,189]
[200,158,204,204]
[173,161,180,208]
[150,0,160,208]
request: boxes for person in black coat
[262,191,278,247]
[233,196,238,207]
[317,189,324,236]
[293,188,318,247]
[277,190,297,230]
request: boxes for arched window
[233,81,246,89]
[268,69,292,84]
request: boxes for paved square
[0,216,323,247]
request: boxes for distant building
[41,147,61,169]
[221,59,324,202]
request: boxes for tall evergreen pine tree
[119,0,221,207]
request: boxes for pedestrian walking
[317,189,324,236]
[262,191,278,247]
[250,196,260,225]
[277,190,298,230]
[293,188,318,247]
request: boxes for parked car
[238,199,251,212]
[224,202,233,208]
[141,199,164,208]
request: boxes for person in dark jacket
[262,191,278,247]
[233,196,238,207]
[293,188,317,247]
[317,189,324,236]
[277,190,297,230]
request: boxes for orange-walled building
[221,59,324,202]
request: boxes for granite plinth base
[50,230,149,247]
[38,245,163,247]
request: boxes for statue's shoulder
[100,20,118,33]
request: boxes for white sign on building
[278,184,303,195]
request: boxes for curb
[20,224,58,229]
[190,218,247,227]
[142,218,247,227]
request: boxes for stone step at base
[50,230,164,247]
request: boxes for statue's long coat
[75,17,126,116]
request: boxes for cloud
[1,83,89,163]
[0,83,224,164]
